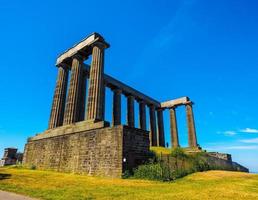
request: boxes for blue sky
[0,0,257,172]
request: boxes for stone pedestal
[139,101,146,130]
[126,95,135,127]
[186,103,198,147]
[112,89,121,126]
[149,105,157,146]
[63,56,83,125]
[157,109,165,147]
[48,65,68,129]
[23,124,149,178]
[170,107,179,148]
[86,43,106,121]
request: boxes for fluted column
[139,101,146,130]
[127,95,135,127]
[63,56,83,125]
[170,107,179,148]
[86,42,106,121]
[186,102,198,148]
[48,64,68,129]
[112,88,122,126]
[157,109,165,147]
[149,105,157,146]
[78,74,87,121]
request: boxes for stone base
[23,123,150,178]
[183,146,202,154]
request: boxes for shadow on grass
[0,173,11,180]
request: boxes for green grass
[0,167,258,200]
[150,146,172,155]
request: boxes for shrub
[133,163,168,181]
[189,153,210,172]
[133,162,189,181]
[122,170,132,179]
[30,165,36,170]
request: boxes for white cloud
[224,146,258,150]
[205,145,258,151]
[240,138,258,144]
[217,130,237,136]
[240,128,258,133]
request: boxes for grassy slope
[0,168,258,200]
[150,146,172,155]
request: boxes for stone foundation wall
[206,155,249,172]
[23,125,149,177]
[208,152,232,161]
[123,126,150,171]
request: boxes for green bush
[190,153,210,172]
[133,162,189,181]
[122,170,132,179]
[30,165,36,170]
[132,149,224,182]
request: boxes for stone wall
[23,125,149,177]
[207,152,232,161]
[206,155,249,172]
[123,126,150,171]
[159,153,248,173]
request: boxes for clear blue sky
[0,0,257,172]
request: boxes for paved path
[0,190,37,200]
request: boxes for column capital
[136,99,146,104]
[57,62,69,70]
[125,93,134,98]
[91,41,109,49]
[184,101,194,106]
[111,87,122,94]
[156,107,164,111]
[148,104,156,109]
[169,105,177,110]
[72,54,84,62]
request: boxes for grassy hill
[0,167,258,200]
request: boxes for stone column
[169,107,179,148]
[48,64,68,129]
[63,56,83,125]
[149,105,157,146]
[186,102,198,148]
[78,74,87,121]
[157,109,165,147]
[127,95,135,127]
[112,88,122,126]
[139,101,146,130]
[86,42,106,121]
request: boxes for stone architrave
[186,102,198,148]
[169,107,179,148]
[48,64,68,129]
[112,88,122,126]
[139,101,146,130]
[63,56,83,125]
[86,42,106,121]
[126,95,135,127]
[157,109,165,147]
[149,105,157,146]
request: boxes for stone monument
[23,33,200,177]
